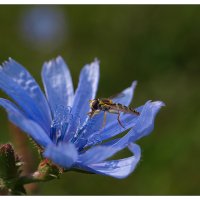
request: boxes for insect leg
[88,110,101,118]
[117,111,125,128]
[87,111,94,118]
[107,109,125,128]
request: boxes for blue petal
[0,59,51,133]
[109,101,165,150]
[0,98,52,147]
[71,59,99,126]
[43,142,78,168]
[87,101,164,147]
[77,145,124,165]
[42,56,74,115]
[76,143,141,179]
[82,81,138,142]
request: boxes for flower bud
[0,143,18,180]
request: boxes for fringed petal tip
[3,57,14,63]
[93,57,100,64]
[55,55,64,62]
[86,58,100,73]
[146,100,165,107]
[54,56,68,68]
[149,100,166,112]
[43,55,63,68]
[153,100,166,107]
[131,80,137,88]
[2,58,24,70]
[1,59,9,67]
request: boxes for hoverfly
[88,96,140,128]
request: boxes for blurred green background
[0,5,200,195]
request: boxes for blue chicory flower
[0,56,164,179]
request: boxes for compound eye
[92,100,99,110]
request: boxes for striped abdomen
[110,103,140,115]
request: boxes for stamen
[71,116,102,149]
[64,114,81,142]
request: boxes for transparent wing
[108,92,125,100]
[96,93,125,102]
